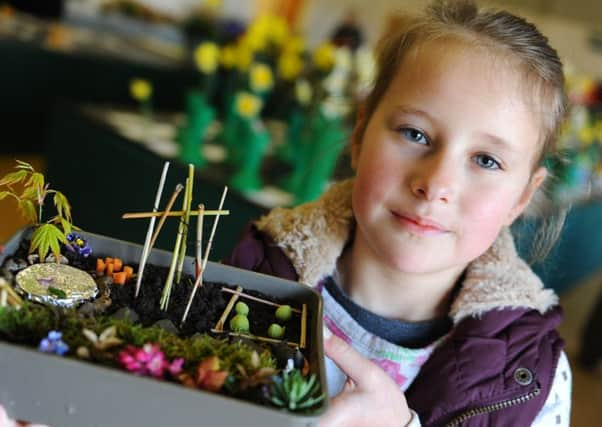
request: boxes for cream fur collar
[255,179,558,324]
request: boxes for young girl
[230,1,572,426]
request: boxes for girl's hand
[319,329,413,427]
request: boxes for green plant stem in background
[178,91,215,168]
[140,99,153,123]
[294,113,347,204]
[229,120,270,193]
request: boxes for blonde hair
[358,0,568,261]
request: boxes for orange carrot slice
[113,271,127,285]
[113,258,123,272]
[96,258,106,274]
[123,266,134,280]
[105,257,114,265]
[105,263,114,276]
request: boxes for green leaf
[26,172,45,193]
[30,223,67,260]
[49,237,62,261]
[60,218,72,236]
[15,160,34,171]
[0,170,28,187]
[48,287,67,298]
[0,190,16,201]
[53,191,72,222]
[19,185,38,201]
[18,199,38,224]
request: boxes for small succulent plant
[267,369,325,411]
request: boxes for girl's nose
[409,152,456,203]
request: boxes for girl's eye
[474,154,501,170]
[399,127,429,145]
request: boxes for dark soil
[3,238,304,355]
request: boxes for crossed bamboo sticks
[125,162,229,316]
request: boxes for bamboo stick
[0,282,22,308]
[214,285,243,332]
[122,210,229,219]
[300,303,307,349]
[0,281,22,302]
[220,287,301,313]
[0,289,6,307]
[160,176,190,310]
[195,204,205,277]
[202,186,227,271]
[212,330,299,348]
[134,161,170,298]
[180,187,228,325]
[175,164,194,284]
[180,204,205,325]
[149,183,184,250]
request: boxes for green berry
[235,301,249,315]
[275,305,292,322]
[230,314,250,333]
[267,323,285,339]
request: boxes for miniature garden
[0,160,325,416]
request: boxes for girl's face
[351,41,547,275]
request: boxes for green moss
[0,302,277,387]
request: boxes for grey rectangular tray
[0,229,327,427]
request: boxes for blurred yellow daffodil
[313,42,335,71]
[194,42,220,74]
[236,41,254,72]
[278,52,303,81]
[130,78,152,101]
[243,18,268,52]
[295,79,312,106]
[594,120,602,143]
[220,44,237,69]
[283,35,305,55]
[578,125,595,145]
[266,15,289,46]
[205,0,222,11]
[250,63,274,93]
[235,91,263,118]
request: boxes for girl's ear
[505,166,548,226]
[350,105,366,171]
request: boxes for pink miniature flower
[169,358,185,376]
[118,343,186,380]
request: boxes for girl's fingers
[323,330,378,389]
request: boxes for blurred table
[0,14,196,153]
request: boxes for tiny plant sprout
[275,305,292,322]
[235,301,249,315]
[230,314,250,333]
[268,324,285,339]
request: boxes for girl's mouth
[391,211,448,235]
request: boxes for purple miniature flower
[66,233,92,257]
[39,330,69,356]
